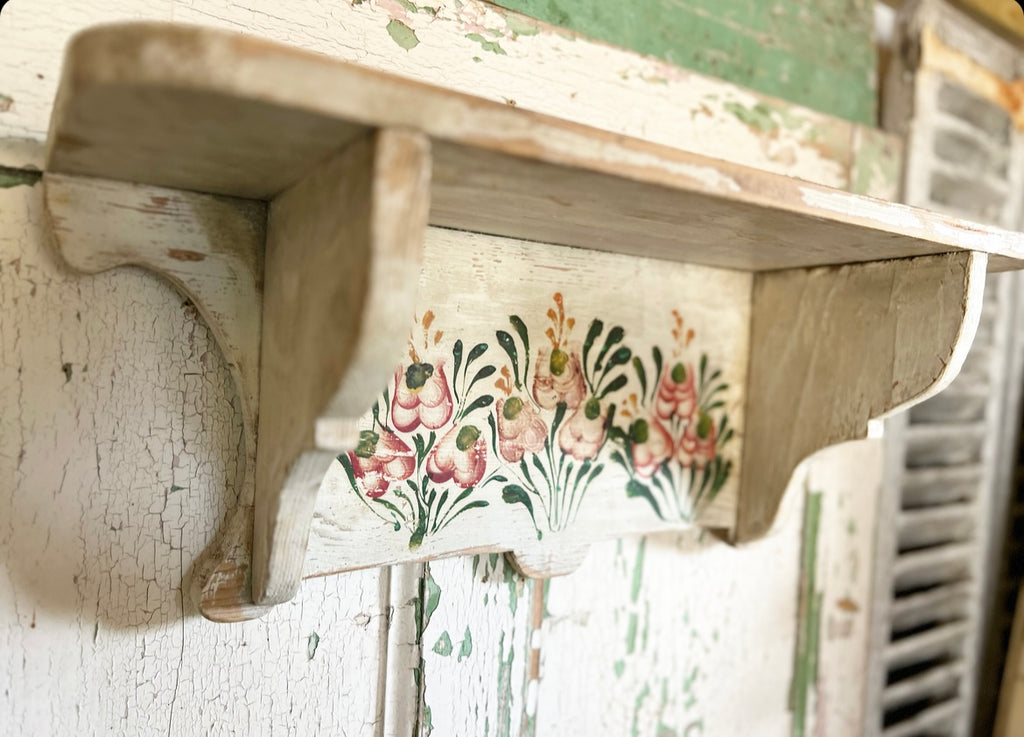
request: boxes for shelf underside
[47,23,1024,273]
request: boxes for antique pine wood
[40,21,1024,620]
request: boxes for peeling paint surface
[0,2,894,735]
[0,165,40,188]
[387,19,420,50]
[488,0,877,124]
[0,182,389,735]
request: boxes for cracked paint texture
[0,182,387,736]
[0,1,893,735]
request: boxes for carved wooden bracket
[41,23,1024,621]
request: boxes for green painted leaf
[552,401,567,432]
[432,490,449,532]
[487,412,499,450]
[594,325,625,371]
[582,319,604,369]
[651,347,664,402]
[449,499,490,524]
[496,329,519,385]
[509,315,530,384]
[599,373,628,399]
[467,342,488,366]
[452,340,464,396]
[372,496,405,521]
[337,452,358,490]
[632,356,647,399]
[462,394,494,418]
[626,478,662,518]
[502,484,541,538]
[469,365,497,391]
[605,346,631,370]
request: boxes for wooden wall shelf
[42,22,1024,621]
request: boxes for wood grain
[735,250,987,541]
[995,585,1024,737]
[254,129,429,605]
[45,23,1024,271]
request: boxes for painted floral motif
[392,361,453,432]
[628,416,673,479]
[489,293,635,535]
[338,298,734,548]
[427,424,488,487]
[350,429,415,498]
[495,395,546,463]
[608,310,734,520]
[338,311,497,549]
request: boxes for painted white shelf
[42,22,1024,621]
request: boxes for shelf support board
[736,250,986,541]
[254,128,430,605]
[43,172,269,621]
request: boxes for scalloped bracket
[254,128,430,605]
[734,250,986,542]
[44,127,430,619]
[39,22,1016,622]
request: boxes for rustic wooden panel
[0,178,389,735]
[46,25,1019,272]
[489,0,877,124]
[0,2,908,736]
[305,227,750,574]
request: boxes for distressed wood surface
[995,586,1024,737]
[255,129,429,605]
[0,178,389,735]
[489,0,877,125]
[41,173,270,621]
[45,23,1024,272]
[0,1,909,735]
[1,0,894,195]
[737,251,986,540]
[304,228,748,580]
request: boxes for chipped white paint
[806,442,885,736]
[0,1,907,735]
[2,0,878,190]
[799,186,927,230]
[0,180,387,735]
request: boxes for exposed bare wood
[735,251,987,541]
[995,586,1024,737]
[919,27,1024,131]
[45,23,1024,272]
[253,129,429,605]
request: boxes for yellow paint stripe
[920,26,1024,130]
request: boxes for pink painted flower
[655,362,697,421]
[677,412,717,470]
[392,361,454,433]
[426,424,487,488]
[496,396,547,463]
[348,429,415,498]
[558,397,608,461]
[629,416,673,478]
[532,348,586,410]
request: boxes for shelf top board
[47,22,1024,272]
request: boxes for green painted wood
[489,0,876,124]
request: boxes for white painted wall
[0,1,893,734]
